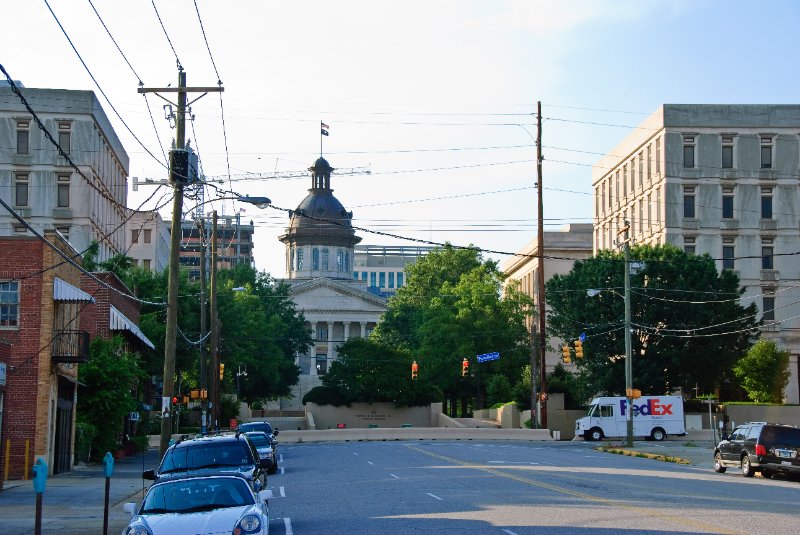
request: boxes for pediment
[289,277,387,313]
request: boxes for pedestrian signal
[411,360,419,380]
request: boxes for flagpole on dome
[320,120,329,156]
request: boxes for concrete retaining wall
[276,427,554,443]
[724,405,800,427]
[306,402,431,429]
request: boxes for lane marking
[279,486,286,498]
[406,445,739,535]
[280,466,285,475]
[390,473,399,479]
[353,452,359,456]
[426,492,442,501]
[367,461,375,465]
[279,454,284,463]
[284,517,293,535]
[502,530,520,535]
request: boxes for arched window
[289,247,295,271]
[322,248,329,270]
[312,248,319,270]
[297,248,304,270]
[336,249,344,271]
[344,251,350,271]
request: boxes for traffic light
[172,396,178,406]
[574,339,584,358]
[219,362,225,380]
[411,360,419,380]
[461,358,469,377]
[561,344,572,364]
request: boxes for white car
[122,474,271,535]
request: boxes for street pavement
[0,448,158,535]
[591,432,718,469]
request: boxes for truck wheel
[713,452,726,473]
[588,428,603,441]
[741,454,755,477]
[650,428,666,441]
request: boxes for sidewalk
[0,448,159,535]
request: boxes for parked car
[122,474,272,535]
[713,422,800,478]
[143,433,268,489]
[238,421,279,440]
[244,431,279,475]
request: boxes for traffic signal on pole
[561,344,572,364]
[172,396,178,406]
[574,339,584,358]
[461,358,469,377]
[411,360,419,380]
[219,363,225,380]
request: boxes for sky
[2,0,799,277]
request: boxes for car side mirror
[273,429,279,436]
[142,469,157,481]
[123,502,137,514]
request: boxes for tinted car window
[247,433,271,447]
[761,426,800,447]
[238,422,273,435]
[746,425,762,440]
[161,441,254,473]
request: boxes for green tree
[303,338,441,407]
[546,244,758,397]
[734,339,789,403]
[77,337,144,460]
[373,244,532,415]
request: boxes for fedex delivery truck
[575,395,685,441]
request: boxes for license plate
[776,449,795,459]
[782,461,792,466]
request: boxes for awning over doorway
[109,305,155,349]
[53,277,95,303]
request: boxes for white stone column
[309,322,317,375]
[327,321,335,364]
[360,321,367,338]
[343,321,351,342]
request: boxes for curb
[594,445,692,465]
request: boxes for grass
[594,445,691,465]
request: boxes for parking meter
[32,457,48,494]
[103,452,115,478]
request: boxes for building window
[361,271,367,280]
[656,187,661,225]
[379,272,386,288]
[684,236,696,255]
[638,152,644,188]
[353,271,358,279]
[722,136,734,169]
[722,245,735,270]
[388,272,395,289]
[316,356,328,375]
[336,249,344,271]
[15,173,29,206]
[683,136,695,168]
[619,168,624,203]
[143,229,152,244]
[290,247,295,271]
[312,248,320,270]
[762,294,775,322]
[17,121,29,154]
[56,225,70,241]
[322,248,329,270]
[57,173,70,208]
[647,194,652,228]
[0,281,20,327]
[345,251,350,272]
[131,230,140,244]
[143,259,151,270]
[317,326,328,341]
[58,122,71,155]
[297,248,304,270]
[722,194,734,219]
[760,137,772,169]
[655,138,661,174]
[369,272,376,287]
[397,272,404,287]
[762,246,774,270]
[761,189,773,219]
[683,188,695,218]
[638,199,643,234]
[647,145,652,181]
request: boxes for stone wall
[306,402,431,429]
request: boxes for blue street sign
[476,352,500,363]
[579,332,587,343]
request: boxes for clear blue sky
[2,1,798,275]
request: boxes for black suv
[143,433,268,489]
[713,422,800,478]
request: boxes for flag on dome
[321,121,329,136]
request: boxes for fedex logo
[619,398,673,417]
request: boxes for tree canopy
[545,244,759,398]
[734,339,790,403]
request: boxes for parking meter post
[103,452,114,535]
[32,457,47,535]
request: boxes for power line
[151,0,182,70]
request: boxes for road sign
[579,332,587,343]
[476,352,500,363]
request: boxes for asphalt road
[268,440,800,535]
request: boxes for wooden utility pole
[209,211,220,432]
[197,219,208,434]
[535,101,548,429]
[139,69,223,456]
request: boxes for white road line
[284,517,293,535]
[279,454,284,463]
[367,461,374,465]
[280,486,286,498]
[502,529,520,535]
[353,452,359,456]
[280,466,285,475]
[389,473,399,479]
[426,493,442,501]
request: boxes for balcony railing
[52,330,90,363]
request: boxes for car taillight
[755,444,767,456]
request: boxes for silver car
[122,474,271,535]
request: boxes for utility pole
[535,101,548,429]
[622,220,634,447]
[197,218,208,434]
[209,211,220,432]
[139,69,223,457]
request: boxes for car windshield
[160,442,253,474]
[246,433,271,447]
[140,477,254,514]
[239,422,273,435]
[761,426,800,447]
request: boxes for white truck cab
[576,395,685,441]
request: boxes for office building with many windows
[592,104,800,403]
[352,244,434,297]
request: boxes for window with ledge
[760,137,773,169]
[629,162,635,194]
[0,281,20,328]
[317,326,328,341]
[762,294,775,322]
[369,272,377,287]
[683,136,695,168]
[638,199,644,234]
[131,229,140,244]
[647,145,652,181]
[16,121,29,154]
[638,152,644,188]
[143,259,151,270]
[397,272,404,287]
[761,188,773,219]
[655,138,661,174]
[683,187,695,218]
[379,272,386,288]
[57,174,70,208]
[389,272,395,289]
[647,194,652,228]
[762,246,774,270]
[15,173,29,206]
[722,192,734,219]
[58,123,71,155]
[56,226,70,241]
[297,248,304,270]
[617,168,622,204]
[684,236,696,255]
[322,248,329,270]
[721,136,734,169]
[144,229,152,244]
[722,245,735,270]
